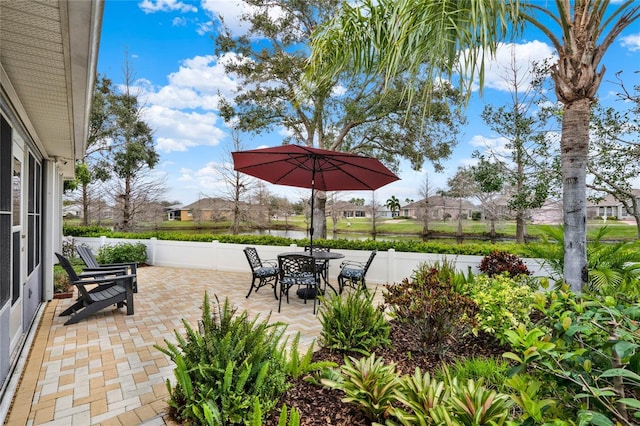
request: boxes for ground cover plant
[159,254,640,425]
[156,293,334,425]
[264,259,640,425]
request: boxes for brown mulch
[264,321,509,426]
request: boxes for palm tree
[307,0,640,293]
[385,195,401,218]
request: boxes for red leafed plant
[479,250,530,277]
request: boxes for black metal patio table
[277,251,344,295]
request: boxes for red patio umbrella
[232,144,399,247]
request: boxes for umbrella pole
[309,159,315,250]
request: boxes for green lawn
[66,215,639,241]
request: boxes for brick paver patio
[5,266,328,425]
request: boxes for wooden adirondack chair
[77,245,138,292]
[55,253,135,325]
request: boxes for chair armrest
[78,268,128,278]
[72,274,136,286]
[340,260,365,269]
[263,259,278,268]
[98,262,138,273]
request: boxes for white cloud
[178,169,194,181]
[620,33,640,51]
[143,105,226,152]
[475,41,556,93]
[469,134,509,152]
[133,54,240,111]
[172,16,187,26]
[139,0,198,14]
[200,0,286,37]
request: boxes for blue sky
[98,0,640,206]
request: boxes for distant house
[401,196,475,220]
[165,205,192,221]
[586,190,640,220]
[181,197,254,222]
[530,198,563,224]
[329,201,370,218]
[63,203,82,218]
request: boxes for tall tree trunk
[123,176,131,231]
[312,191,327,240]
[490,216,496,243]
[562,99,590,293]
[515,211,525,243]
[82,181,89,226]
[456,198,463,243]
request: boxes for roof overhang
[0,0,103,177]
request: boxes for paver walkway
[5,266,325,425]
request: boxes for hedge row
[63,225,533,257]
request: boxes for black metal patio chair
[277,253,321,314]
[55,253,135,325]
[304,244,331,284]
[243,247,279,299]
[337,250,377,294]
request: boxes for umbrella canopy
[232,144,399,246]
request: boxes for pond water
[176,228,485,243]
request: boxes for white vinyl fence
[70,236,552,285]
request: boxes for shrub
[318,290,390,355]
[439,356,511,394]
[383,262,478,355]
[322,354,399,422]
[479,250,531,277]
[96,242,147,264]
[156,293,291,425]
[331,361,514,425]
[504,289,640,424]
[460,273,535,344]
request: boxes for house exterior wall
[0,2,103,419]
[0,105,62,411]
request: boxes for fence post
[212,240,219,270]
[387,248,396,283]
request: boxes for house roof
[182,197,245,211]
[402,196,476,209]
[0,0,103,177]
[587,190,640,207]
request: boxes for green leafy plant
[387,365,513,425]
[383,262,478,354]
[156,293,291,425]
[281,333,337,379]
[438,374,513,426]
[53,266,72,293]
[96,242,147,264]
[318,289,390,355]
[524,226,640,296]
[441,356,511,394]
[277,404,300,426]
[322,354,399,422]
[504,289,640,425]
[460,273,535,344]
[479,250,531,277]
[387,367,447,425]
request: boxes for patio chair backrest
[55,252,81,282]
[243,247,264,270]
[77,245,100,268]
[304,245,330,253]
[363,250,377,274]
[278,254,316,277]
